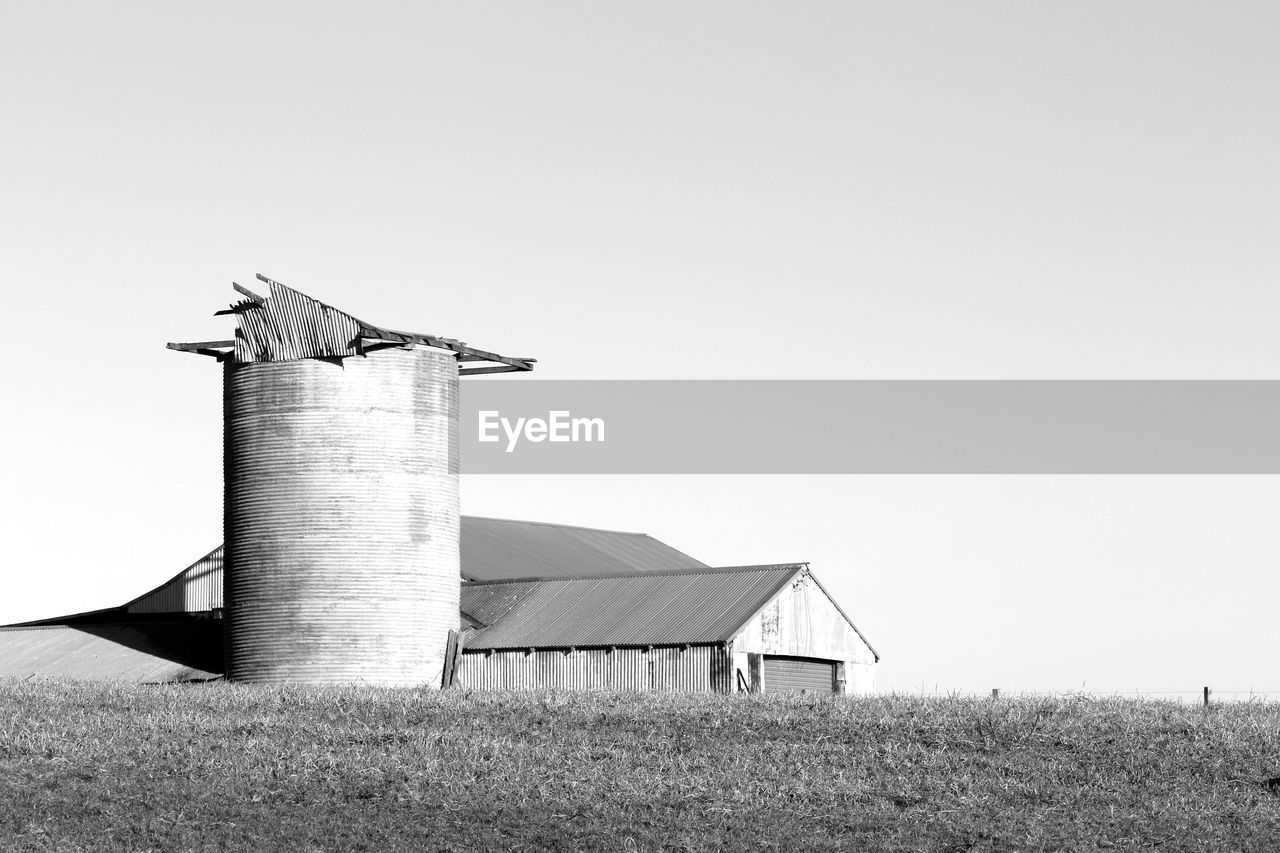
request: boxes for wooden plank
[441,630,458,689]
[358,323,534,371]
[453,633,465,680]
[167,341,236,352]
[358,340,415,355]
[450,343,535,370]
[252,273,288,291]
[232,281,266,303]
[169,341,235,358]
[459,365,525,376]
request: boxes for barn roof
[460,564,807,649]
[0,561,876,680]
[460,516,708,581]
[1,524,874,681]
[10,517,709,624]
[0,622,221,682]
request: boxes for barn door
[762,655,837,694]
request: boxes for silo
[169,275,534,686]
[224,347,459,684]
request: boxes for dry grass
[2,682,1280,851]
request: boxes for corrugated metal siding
[224,347,459,686]
[0,623,222,682]
[462,565,803,649]
[457,645,725,692]
[125,547,223,614]
[234,281,363,363]
[763,655,836,694]
[710,643,734,693]
[460,516,708,581]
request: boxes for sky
[2,1,1278,695]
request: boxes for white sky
[2,2,1278,695]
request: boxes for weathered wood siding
[457,645,732,692]
[731,572,876,695]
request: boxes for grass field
[2,682,1280,851]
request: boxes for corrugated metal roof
[2,564,871,680]
[124,547,223,614]
[461,564,806,649]
[102,518,708,618]
[459,516,708,581]
[235,280,363,363]
[0,622,222,682]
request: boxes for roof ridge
[462,562,807,586]
[464,516,652,536]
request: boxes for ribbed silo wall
[223,347,459,686]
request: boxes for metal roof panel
[0,622,222,682]
[459,516,708,581]
[461,564,805,649]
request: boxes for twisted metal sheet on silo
[224,346,459,685]
[234,281,363,363]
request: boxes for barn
[457,563,877,694]
[0,278,879,693]
[0,519,878,694]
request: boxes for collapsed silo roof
[167,274,536,374]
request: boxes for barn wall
[731,572,876,695]
[457,645,732,692]
[844,661,875,694]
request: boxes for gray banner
[459,380,1280,474]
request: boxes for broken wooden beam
[231,282,265,303]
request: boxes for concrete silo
[170,275,534,686]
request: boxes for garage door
[763,655,836,694]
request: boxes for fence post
[991,688,1000,700]
[1203,686,1211,706]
